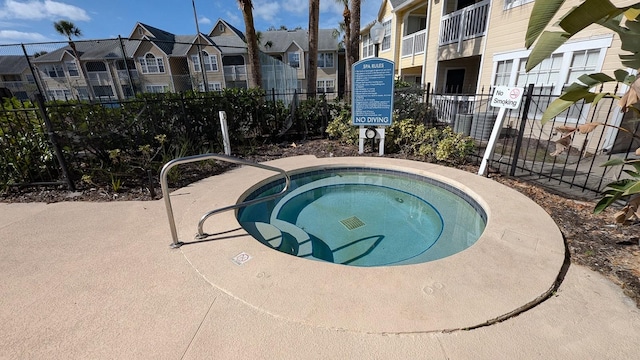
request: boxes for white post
[358,126,365,154]
[378,127,385,156]
[219,111,231,155]
[478,107,506,176]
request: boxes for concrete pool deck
[1,156,639,359]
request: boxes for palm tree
[237,0,262,88]
[334,0,352,100]
[308,0,320,97]
[53,20,94,100]
[350,0,360,67]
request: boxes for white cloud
[225,11,241,27]
[0,29,49,43]
[253,1,280,22]
[0,0,90,21]
[198,16,211,25]
[282,0,306,14]
[319,1,343,15]
[43,0,90,20]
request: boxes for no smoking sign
[491,86,524,109]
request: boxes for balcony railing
[439,0,489,49]
[432,94,477,124]
[223,65,247,81]
[401,29,427,58]
[0,81,28,90]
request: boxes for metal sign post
[478,86,524,176]
[352,58,395,155]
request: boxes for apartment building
[260,28,342,97]
[0,19,303,102]
[362,0,637,153]
[0,55,35,100]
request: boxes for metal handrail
[160,153,291,248]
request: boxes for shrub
[387,118,474,164]
[326,103,358,145]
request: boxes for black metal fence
[0,90,336,192]
[1,85,638,197]
[429,84,639,196]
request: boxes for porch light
[370,21,385,57]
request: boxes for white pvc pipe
[219,111,231,155]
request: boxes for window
[93,85,114,97]
[46,89,70,100]
[318,53,334,68]
[198,82,222,92]
[492,37,611,122]
[77,87,89,100]
[66,61,79,77]
[25,74,35,84]
[138,53,165,74]
[381,19,392,51]
[504,0,534,10]
[42,64,64,78]
[121,85,134,98]
[145,84,169,93]
[493,60,513,86]
[116,60,135,71]
[192,51,219,72]
[516,54,562,88]
[14,91,28,100]
[567,49,600,85]
[288,52,300,68]
[362,34,375,58]
[317,79,335,94]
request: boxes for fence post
[33,93,76,191]
[425,82,431,105]
[21,44,45,98]
[272,88,277,128]
[118,36,137,96]
[509,83,535,177]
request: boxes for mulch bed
[2,138,639,307]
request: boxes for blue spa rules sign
[352,58,395,126]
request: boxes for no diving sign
[491,86,524,109]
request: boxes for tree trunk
[343,5,351,102]
[238,0,262,88]
[350,0,361,67]
[307,0,320,98]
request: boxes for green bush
[387,118,474,164]
[0,98,54,187]
[325,103,357,145]
[327,112,474,164]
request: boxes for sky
[0,0,380,45]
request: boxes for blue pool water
[237,168,486,267]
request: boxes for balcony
[439,0,489,50]
[223,65,247,81]
[0,81,26,90]
[401,30,427,58]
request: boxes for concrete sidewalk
[1,157,638,359]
